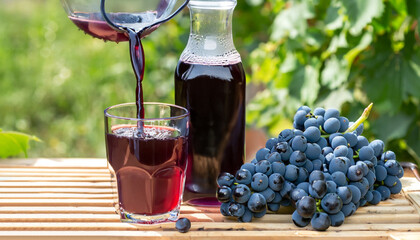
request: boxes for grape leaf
[406,122,420,164]
[371,114,414,142]
[271,2,314,40]
[341,0,384,36]
[0,131,40,158]
[324,3,343,31]
[321,55,349,89]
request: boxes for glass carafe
[175,0,245,206]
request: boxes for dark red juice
[105,126,188,215]
[174,61,245,196]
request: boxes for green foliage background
[0,0,419,164]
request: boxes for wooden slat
[0,193,116,199]
[0,177,111,182]
[0,188,114,194]
[0,199,113,207]
[0,182,111,188]
[0,207,115,214]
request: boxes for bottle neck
[180,0,241,65]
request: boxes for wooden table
[0,158,420,239]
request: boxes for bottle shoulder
[179,34,242,65]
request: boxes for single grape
[326,180,337,193]
[280,197,291,206]
[217,186,232,203]
[314,107,326,116]
[337,186,352,204]
[375,165,387,181]
[235,169,252,185]
[285,164,299,182]
[304,118,318,130]
[324,108,340,120]
[343,132,358,147]
[296,167,309,184]
[323,118,341,134]
[265,138,279,151]
[291,135,308,152]
[347,165,364,182]
[258,188,275,203]
[267,152,282,163]
[175,218,191,233]
[256,148,270,161]
[292,210,311,227]
[321,193,343,214]
[251,173,269,192]
[384,160,400,176]
[309,170,325,183]
[338,117,349,132]
[341,202,357,217]
[232,184,251,203]
[296,196,316,218]
[311,212,331,231]
[356,161,369,176]
[359,146,374,161]
[347,185,361,204]
[381,151,396,161]
[247,193,267,213]
[238,209,253,222]
[294,110,308,126]
[359,198,367,207]
[272,162,286,175]
[397,166,404,178]
[333,145,348,157]
[294,129,304,136]
[228,202,245,217]
[303,126,321,143]
[305,143,322,160]
[290,151,307,167]
[329,157,349,174]
[384,175,398,188]
[217,172,234,187]
[298,105,312,113]
[332,171,347,186]
[309,180,327,199]
[278,129,295,142]
[220,202,231,216]
[369,190,381,205]
[329,211,345,227]
[255,160,272,175]
[331,136,348,149]
[389,179,402,194]
[268,173,285,191]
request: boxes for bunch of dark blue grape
[217,104,404,231]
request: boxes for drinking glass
[105,102,189,224]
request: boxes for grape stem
[345,103,373,133]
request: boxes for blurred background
[0,0,419,165]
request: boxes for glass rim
[104,102,189,121]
